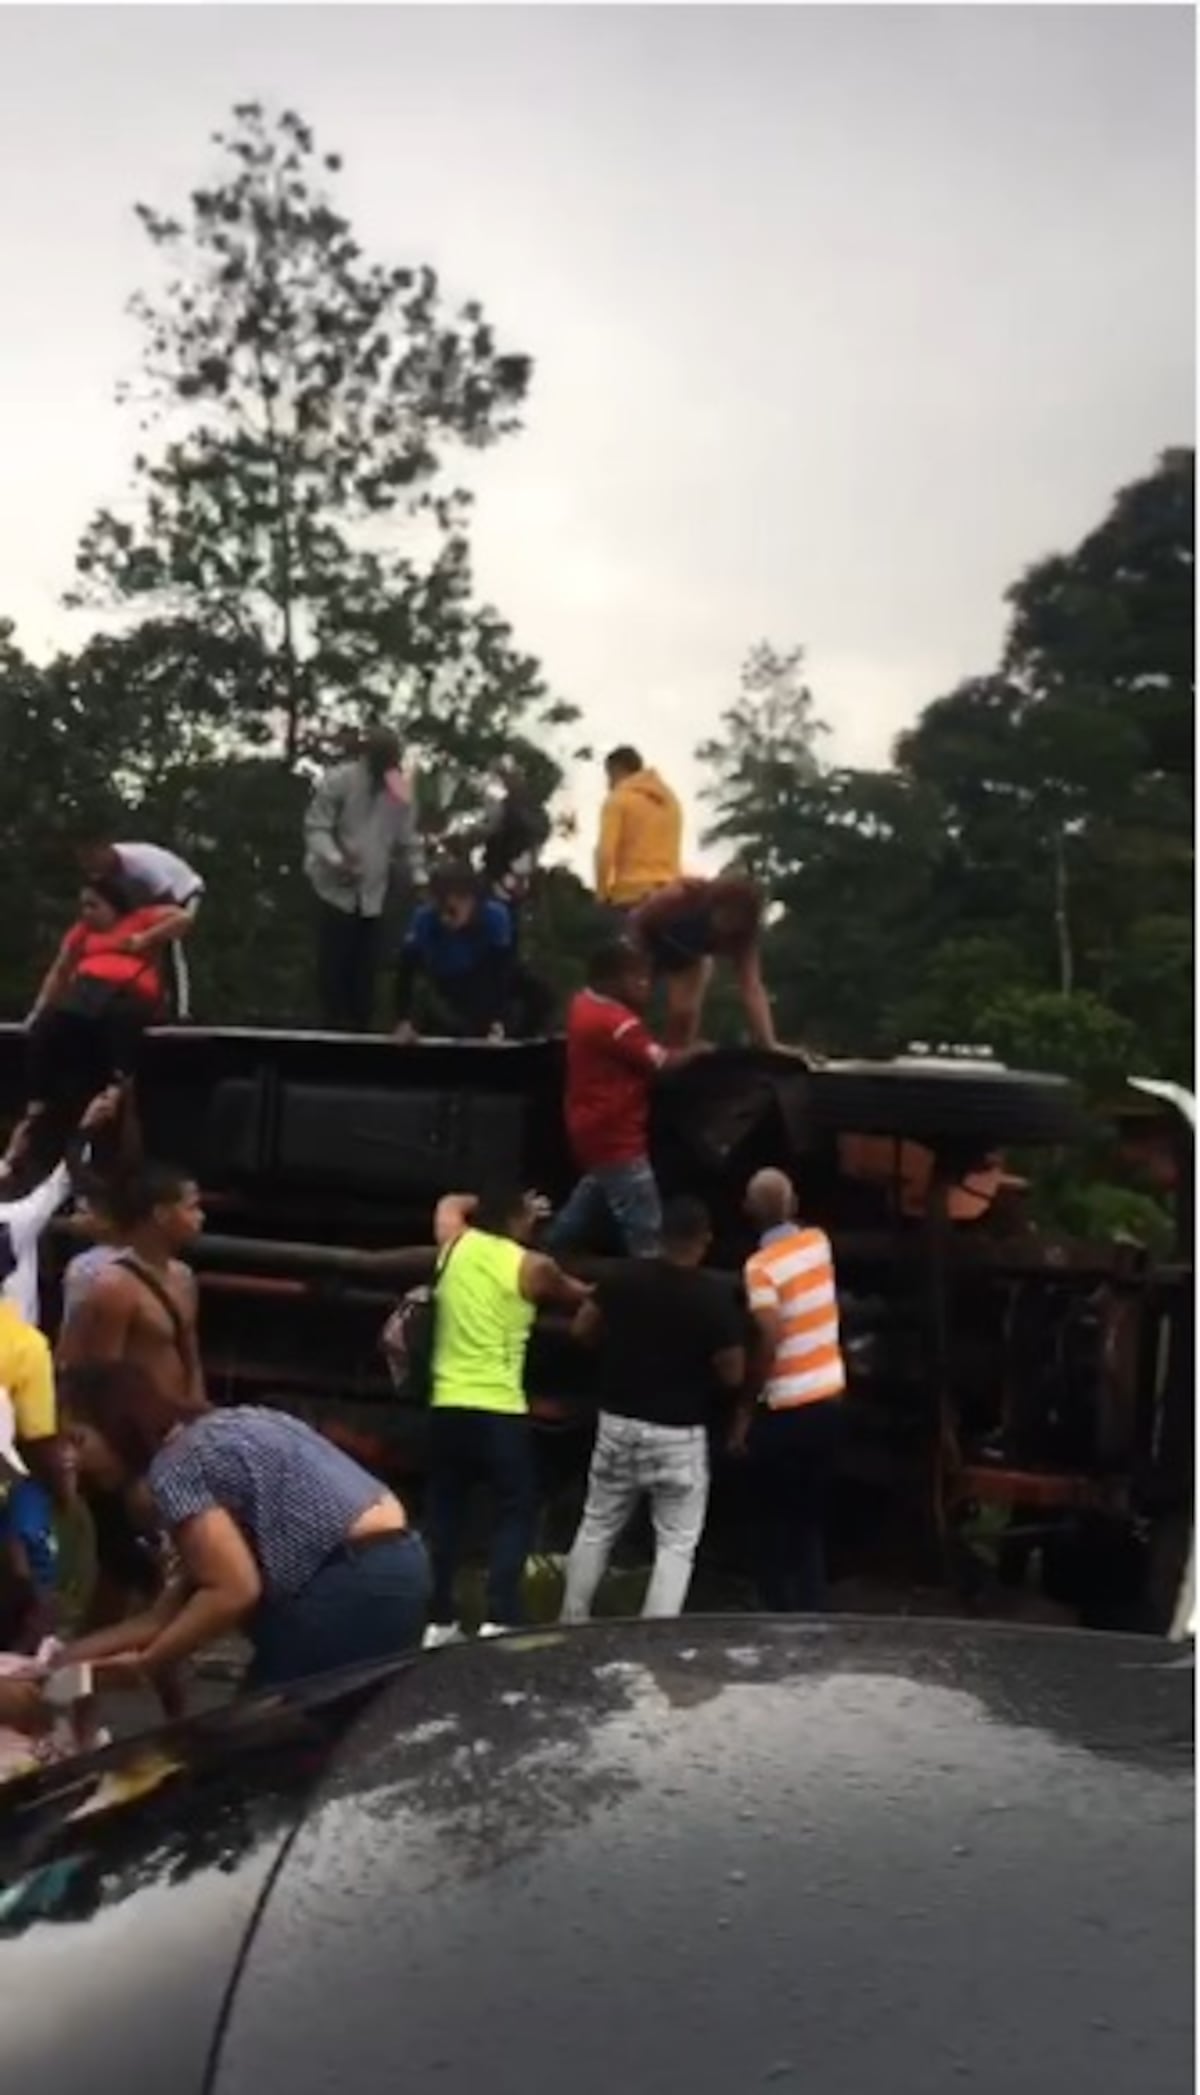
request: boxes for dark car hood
[0,1665,388,2093]
[1,1620,1192,2094]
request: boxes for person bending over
[395,865,551,1042]
[630,873,777,1050]
[81,839,204,1022]
[560,1197,746,1622]
[548,939,700,1260]
[54,1361,430,1693]
[16,880,174,1177]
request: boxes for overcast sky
[0,5,1193,850]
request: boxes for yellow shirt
[432,1230,534,1417]
[595,768,683,907]
[0,1302,56,1444]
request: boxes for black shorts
[644,911,714,978]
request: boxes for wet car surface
[0,1617,1192,2093]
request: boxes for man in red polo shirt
[549,940,697,1258]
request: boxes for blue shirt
[0,1476,57,1591]
[405,900,512,982]
[148,1408,384,1600]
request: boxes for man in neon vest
[423,1186,590,1645]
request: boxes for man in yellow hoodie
[595,748,683,910]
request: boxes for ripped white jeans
[561,1413,710,1622]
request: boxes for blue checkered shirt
[148,1407,384,1600]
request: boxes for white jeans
[561,1413,710,1622]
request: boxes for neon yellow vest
[432,1229,534,1416]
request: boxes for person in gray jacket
[304,726,417,1032]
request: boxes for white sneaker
[477,1622,510,1640]
[422,1622,466,1652]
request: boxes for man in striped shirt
[737,1167,845,1613]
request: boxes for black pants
[426,1409,537,1627]
[746,1400,843,1613]
[417,962,554,1041]
[317,904,380,1033]
[24,994,151,1173]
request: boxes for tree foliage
[0,84,1189,1139]
[69,100,574,794]
[695,451,1194,1084]
[697,642,827,886]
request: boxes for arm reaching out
[432,1193,478,1247]
[138,1509,262,1675]
[121,905,196,957]
[520,1252,593,1310]
[27,931,79,1023]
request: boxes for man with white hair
[735,1166,845,1612]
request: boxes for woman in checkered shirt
[51,1364,430,1694]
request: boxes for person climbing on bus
[11,884,176,1181]
[629,872,778,1051]
[394,864,552,1043]
[472,758,551,937]
[549,939,705,1260]
[0,1085,123,1325]
[80,839,205,1021]
[594,747,683,913]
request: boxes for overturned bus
[1,1023,1191,1633]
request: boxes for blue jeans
[426,1409,537,1627]
[245,1531,431,1690]
[548,1158,663,1258]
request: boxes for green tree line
[700,448,1194,1097]
[0,103,1192,1116]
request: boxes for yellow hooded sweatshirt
[595,768,683,907]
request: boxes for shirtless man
[57,1162,206,1412]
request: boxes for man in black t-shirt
[560,1197,746,1621]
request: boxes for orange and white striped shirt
[745,1223,845,1410]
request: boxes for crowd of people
[304,729,779,1050]
[3,729,778,1189]
[0,1098,845,1765]
[0,725,842,1776]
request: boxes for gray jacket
[303,759,416,918]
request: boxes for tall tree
[696,642,827,886]
[898,452,1194,1004]
[69,101,574,797]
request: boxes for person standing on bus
[304,724,417,1032]
[594,748,683,913]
